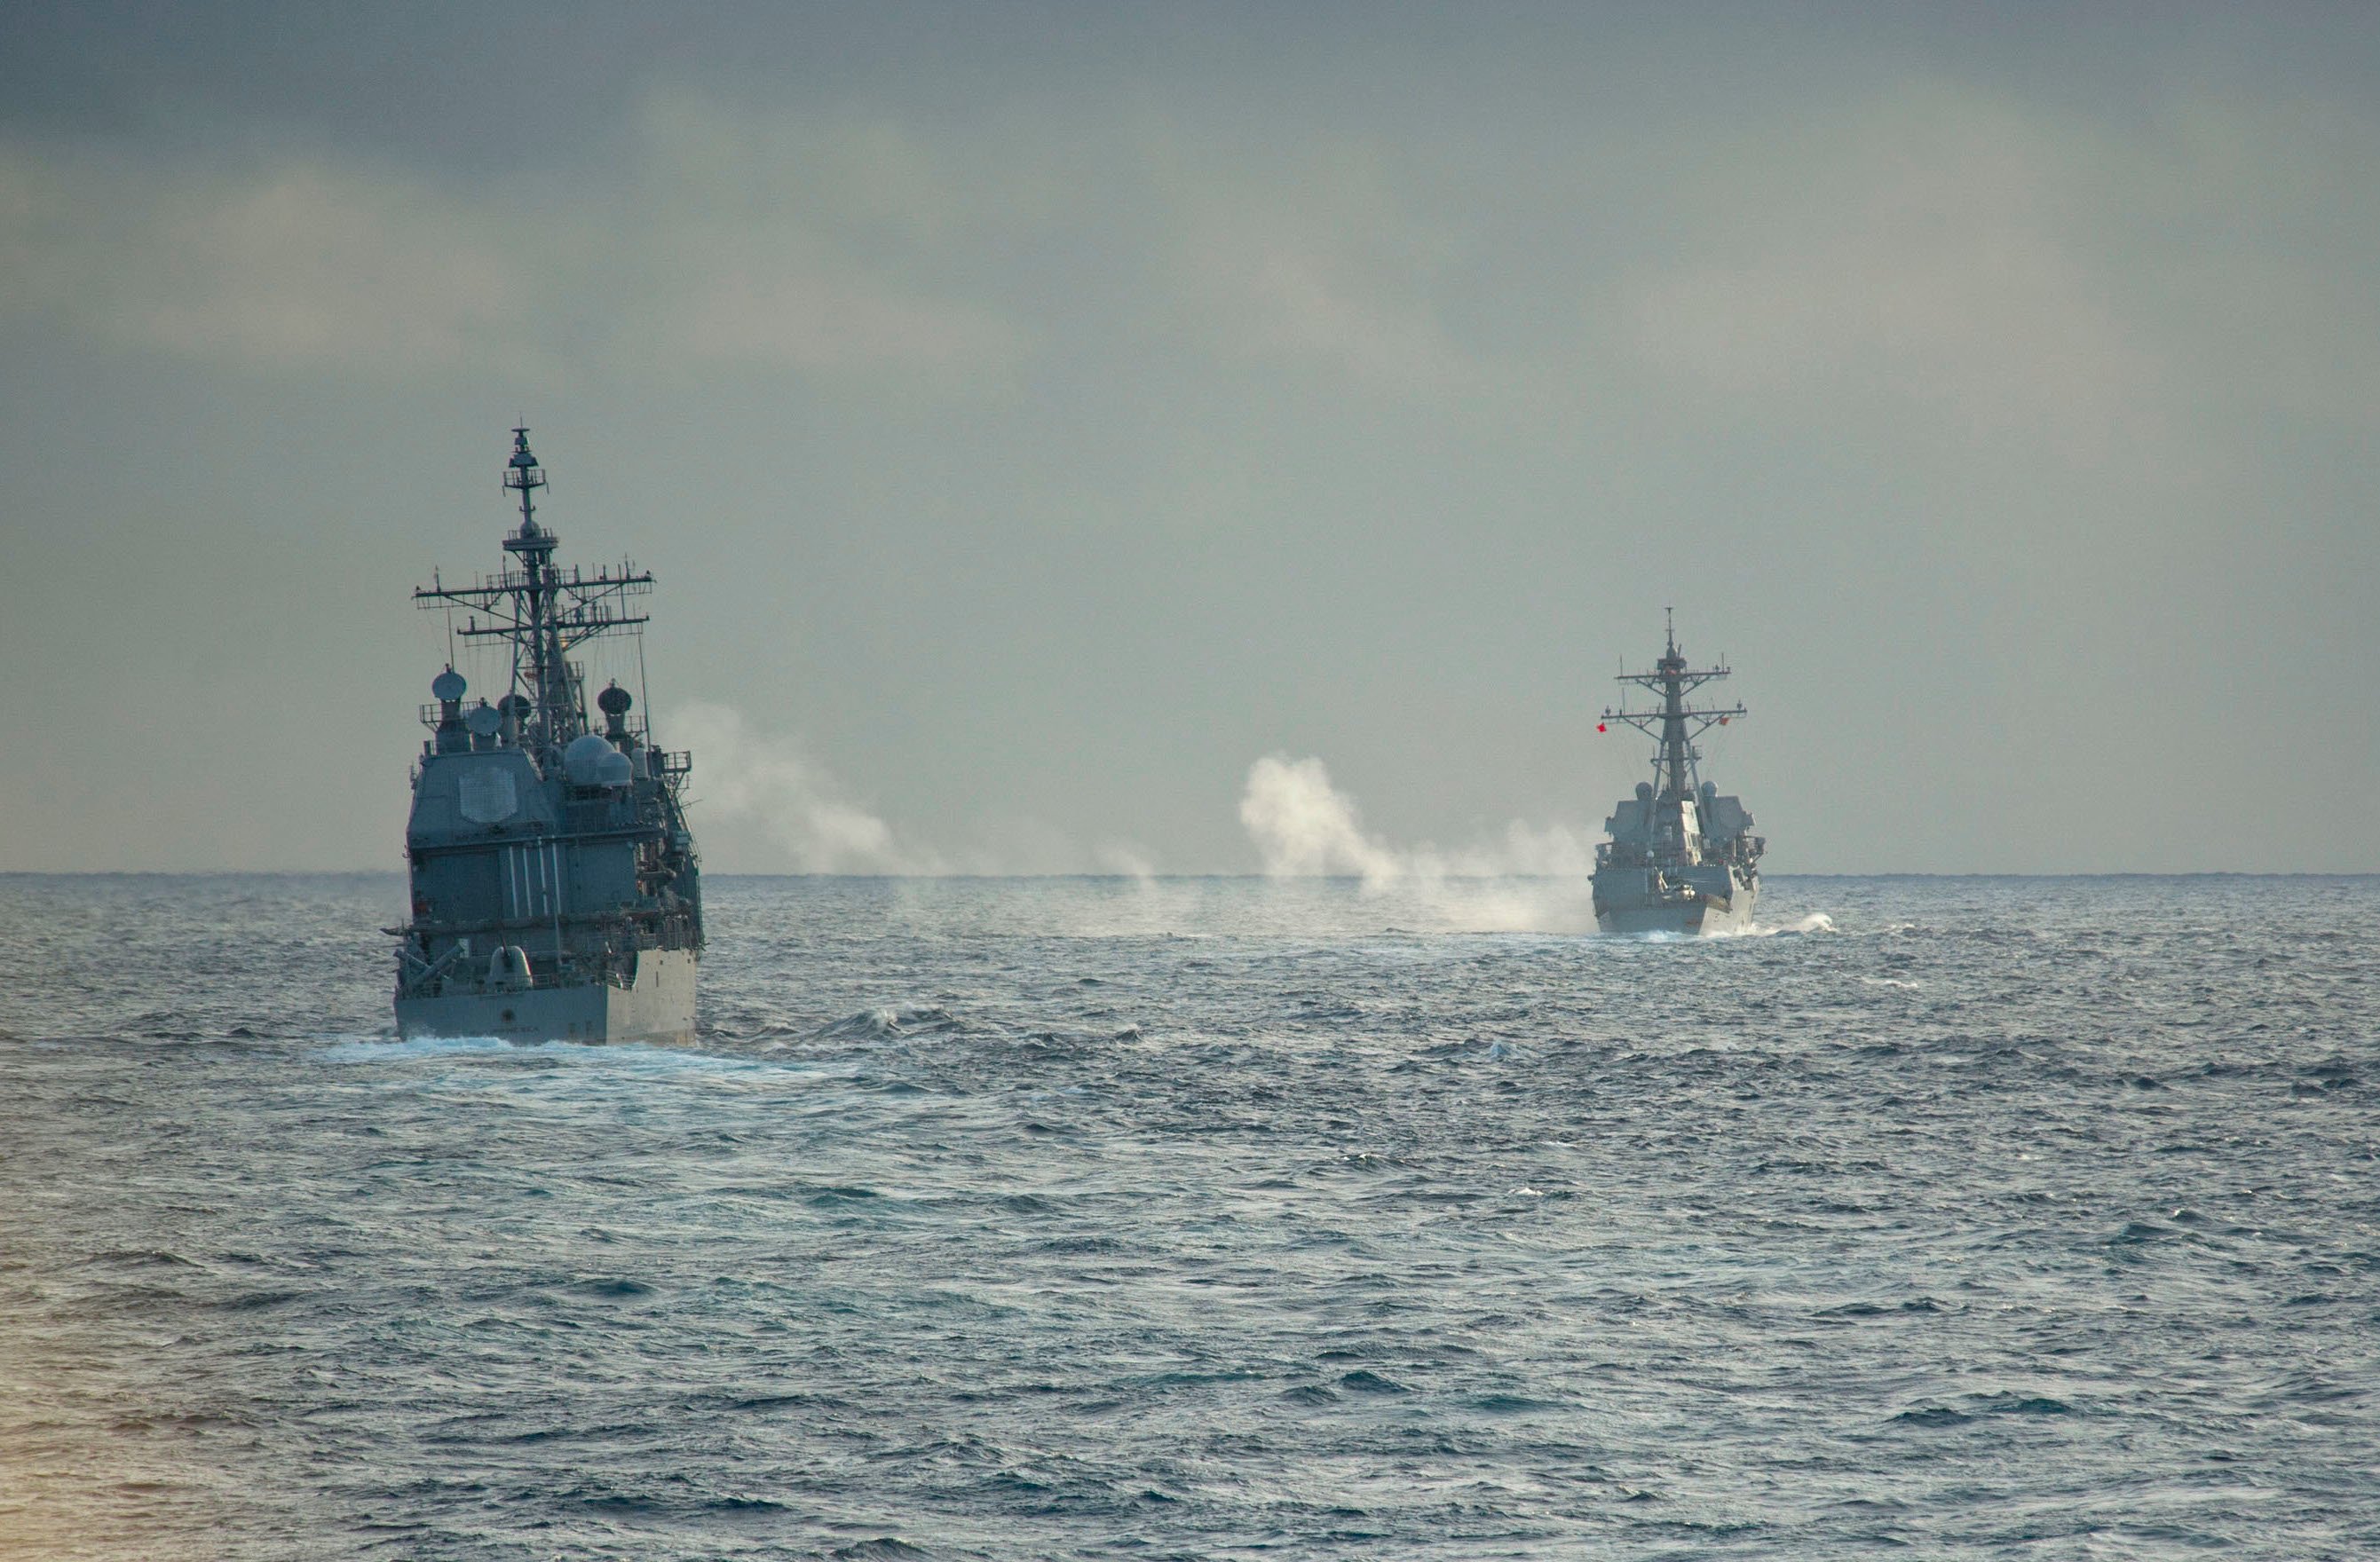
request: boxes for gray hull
[1593,862,1759,936]
[1594,888,1758,936]
[395,948,696,1045]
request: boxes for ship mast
[1603,608,1746,800]
[414,428,658,762]
[500,428,574,743]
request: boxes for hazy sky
[4,2,2375,873]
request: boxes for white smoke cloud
[668,702,940,873]
[1237,754,1405,886]
[1239,753,1605,932]
[1095,840,1161,885]
[1238,753,1601,890]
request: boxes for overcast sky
[3,2,2375,873]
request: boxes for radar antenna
[1601,610,1746,800]
[413,428,655,761]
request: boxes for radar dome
[465,702,502,738]
[431,668,467,701]
[564,731,632,787]
[1635,781,1654,801]
[499,693,534,719]
[597,682,633,716]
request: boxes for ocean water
[2,872,2375,1560]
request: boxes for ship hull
[395,948,696,1045]
[1592,867,1759,936]
[1593,891,1758,936]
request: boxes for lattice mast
[1601,608,1746,801]
[414,428,653,758]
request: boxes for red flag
[1596,722,1607,733]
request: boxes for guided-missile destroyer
[1592,613,1764,935]
[391,428,703,1042]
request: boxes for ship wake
[1709,912,1837,939]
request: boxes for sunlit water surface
[2,873,2375,1558]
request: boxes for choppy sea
[2,873,2375,1559]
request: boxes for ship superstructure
[392,428,702,1042]
[1591,612,1764,935]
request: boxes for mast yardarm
[1601,608,1747,801]
[414,428,655,761]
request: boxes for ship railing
[405,904,700,945]
[396,915,700,995]
[415,702,654,742]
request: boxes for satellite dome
[431,667,467,702]
[465,702,502,738]
[564,731,632,787]
[597,682,633,716]
[1635,781,1654,801]
[1701,778,1718,799]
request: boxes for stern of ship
[395,947,695,1045]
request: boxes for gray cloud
[1626,83,2163,463]
[1,8,2374,872]
[0,106,1031,385]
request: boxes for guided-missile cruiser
[391,428,703,1042]
[1592,613,1764,935]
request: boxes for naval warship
[391,428,703,1042]
[1591,613,1764,935]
